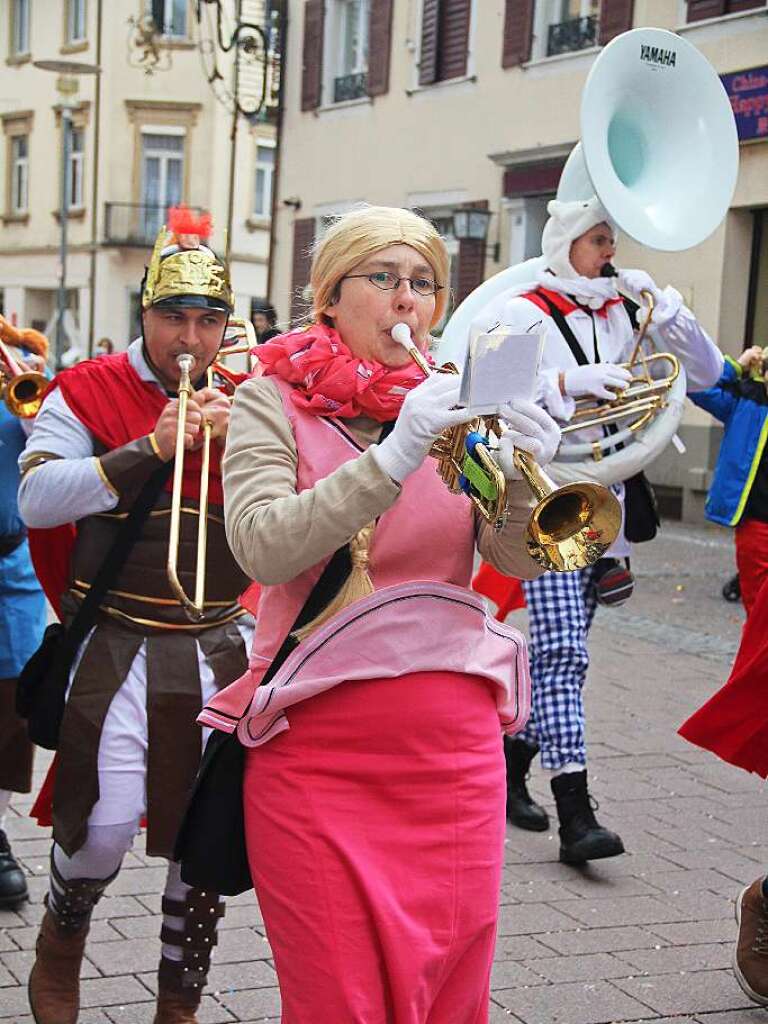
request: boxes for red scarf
[257,323,429,422]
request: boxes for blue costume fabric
[0,395,46,678]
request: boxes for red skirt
[243,670,506,1024]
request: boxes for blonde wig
[310,205,450,329]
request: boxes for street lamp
[33,59,100,367]
[452,206,500,263]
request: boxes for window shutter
[729,0,765,11]
[301,0,324,112]
[685,0,725,22]
[419,0,440,86]
[456,200,489,304]
[598,0,634,46]
[290,217,315,323]
[502,0,534,69]
[438,0,472,81]
[368,0,394,97]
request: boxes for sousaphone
[438,27,739,487]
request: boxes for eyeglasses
[342,271,443,297]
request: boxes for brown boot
[152,888,226,1024]
[735,877,768,1005]
[28,859,116,1024]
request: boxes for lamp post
[33,59,100,367]
[452,206,500,263]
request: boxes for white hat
[541,197,617,279]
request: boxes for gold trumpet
[166,317,258,620]
[0,335,50,418]
[391,325,621,572]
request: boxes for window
[687,0,766,23]
[419,0,472,87]
[11,135,29,214]
[533,0,599,59]
[141,131,184,239]
[333,0,369,102]
[67,127,84,208]
[253,140,275,218]
[151,0,188,38]
[67,0,87,43]
[11,0,30,56]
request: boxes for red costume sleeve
[471,562,526,620]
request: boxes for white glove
[618,268,663,305]
[562,363,632,400]
[496,400,561,481]
[371,373,474,484]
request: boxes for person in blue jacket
[0,338,47,907]
[691,344,768,616]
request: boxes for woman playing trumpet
[199,205,560,1023]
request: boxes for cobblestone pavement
[2,521,766,1023]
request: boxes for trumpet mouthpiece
[176,353,196,371]
[390,323,414,350]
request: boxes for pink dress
[203,380,531,1023]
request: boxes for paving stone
[615,942,732,975]
[535,925,670,956]
[550,894,688,928]
[86,937,161,976]
[493,935,561,961]
[105,995,235,1023]
[613,970,755,1015]
[696,1012,768,1023]
[493,978,655,1023]
[106,866,169,897]
[216,986,282,1019]
[78,974,154,1008]
[2,946,98,984]
[650,919,739,945]
[207,959,277,992]
[490,960,547,989]
[497,902,583,936]
[524,952,632,984]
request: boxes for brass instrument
[392,325,621,572]
[0,333,50,419]
[561,289,680,444]
[166,317,258,620]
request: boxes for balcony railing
[546,15,598,58]
[104,202,204,247]
[333,71,367,104]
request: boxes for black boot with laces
[0,827,28,907]
[504,738,549,832]
[551,770,624,865]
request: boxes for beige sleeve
[223,377,401,585]
[475,481,543,581]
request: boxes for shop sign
[721,66,768,143]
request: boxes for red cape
[27,351,223,610]
[679,579,768,777]
[472,562,526,619]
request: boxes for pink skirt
[243,670,506,1024]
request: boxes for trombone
[0,325,51,419]
[391,324,621,573]
[166,316,259,620]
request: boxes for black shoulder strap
[64,461,173,652]
[532,289,589,366]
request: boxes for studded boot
[551,769,624,865]
[0,827,28,908]
[153,888,225,1024]
[28,857,116,1024]
[504,737,550,832]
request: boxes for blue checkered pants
[519,564,601,770]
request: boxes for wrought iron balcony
[333,71,367,104]
[546,15,598,58]
[104,202,204,247]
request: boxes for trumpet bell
[3,371,50,418]
[527,482,622,573]
[559,27,738,251]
